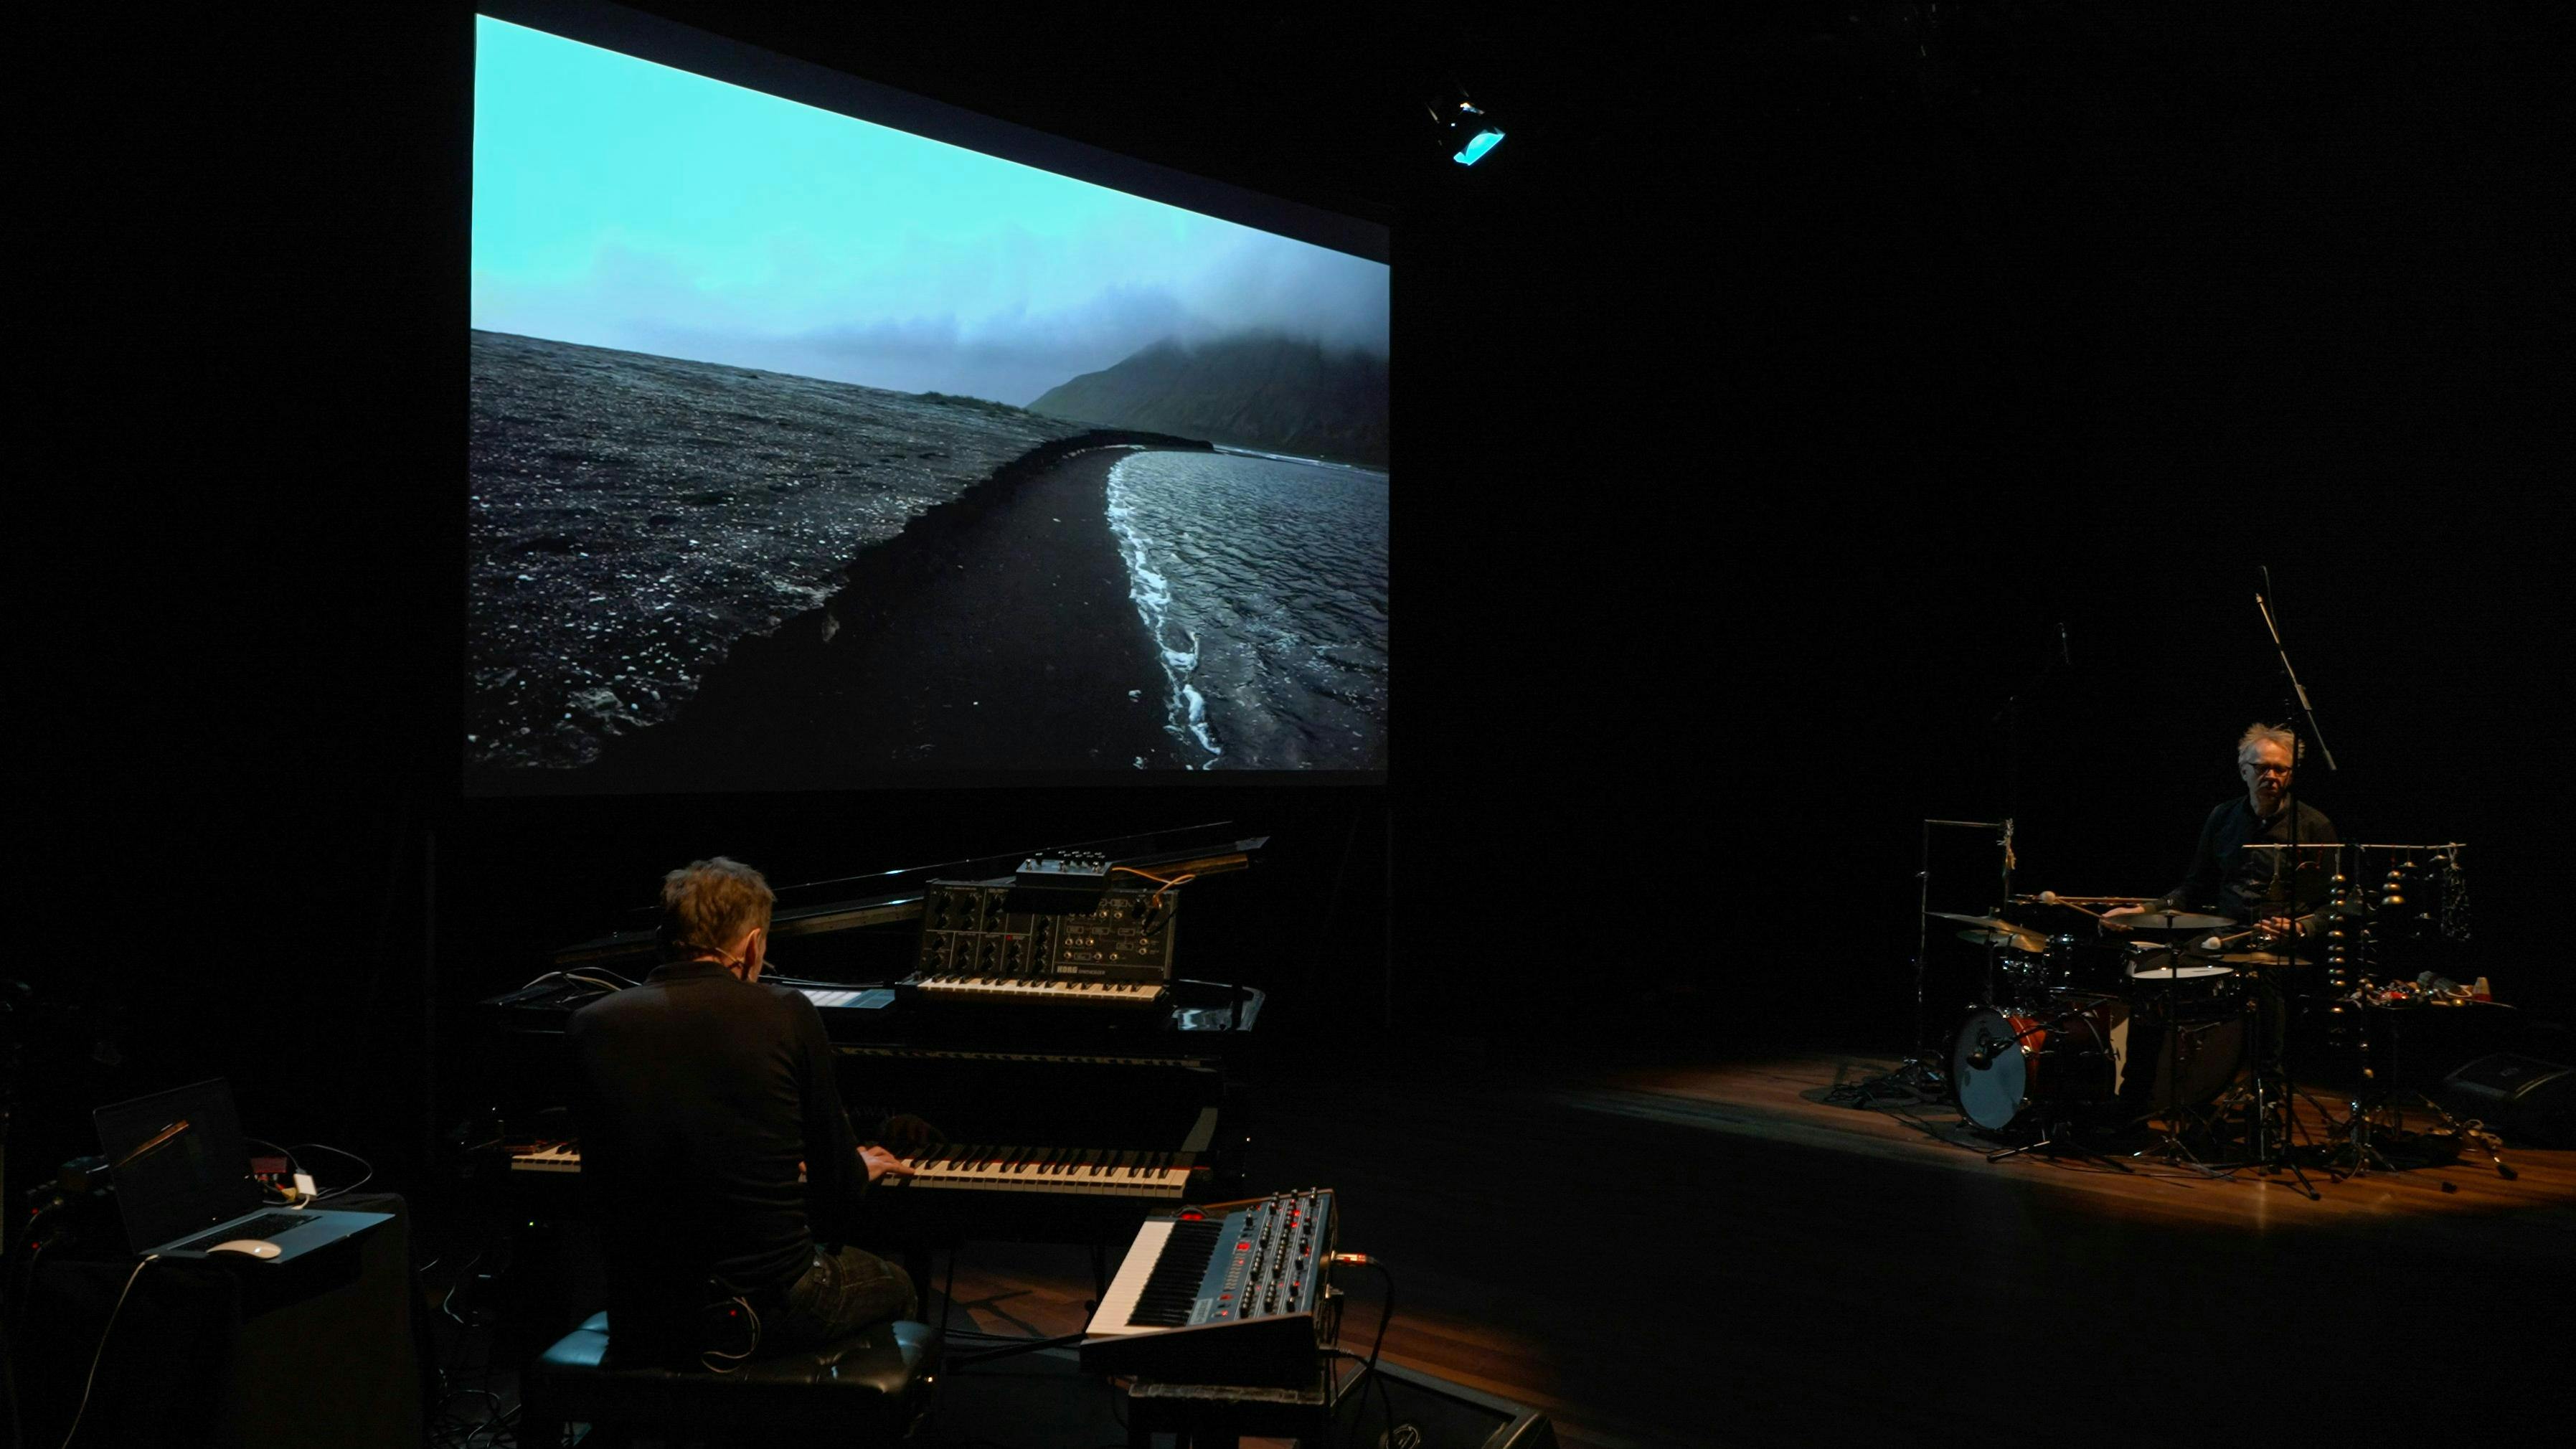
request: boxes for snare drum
[2123,944,2242,1017]
[1951,999,2124,1132]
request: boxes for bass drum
[1952,999,2123,1132]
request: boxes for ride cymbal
[2100,909,2234,931]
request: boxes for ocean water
[1105,450,1389,770]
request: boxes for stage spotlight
[1428,89,1505,165]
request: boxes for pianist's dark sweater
[568,960,870,1330]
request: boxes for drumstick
[2034,890,2107,920]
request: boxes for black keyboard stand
[949,1331,1091,1367]
[1123,1360,1353,1448]
[928,1240,1115,1367]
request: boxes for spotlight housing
[1427,88,1505,166]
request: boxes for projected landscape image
[467,16,1389,787]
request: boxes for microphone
[2058,621,2070,666]
[1966,1029,2014,1070]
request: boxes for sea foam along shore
[1105,456,1222,768]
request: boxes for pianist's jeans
[765,1245,917,1352]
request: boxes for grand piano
[465,825,1271,1250]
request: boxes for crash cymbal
[2218,951,2302,966]
[1955,925,2052,952]
[1926,910,2006,925]
[2100,908,2234,931]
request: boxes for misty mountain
[1029,334,1388,467]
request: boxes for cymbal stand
[1884,818,2015,1093]
[1883,822,1948,1094]
[2129,912,2229,1177]
[1987,1116,2136,1171]
[2316,1070,2402,1180]
[2195,936,2319,1193]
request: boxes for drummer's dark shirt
[2163,797,2339,922]
[567,960,871,1345]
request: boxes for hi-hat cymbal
[1955,925,2052,952]
[2218,951,2302,966]
[2101,908,2234,931]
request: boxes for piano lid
[549,826,1270,969]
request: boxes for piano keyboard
[1089,1219,1190,1330]
[837,1045,1216,1070]
[1080,1189,1338,1387]
[508,1108,1217,1196]
[908,975,1166,1006]
[507,1144,1184,1196]
[877,1145,1198,1197]
[797,986,895,1010]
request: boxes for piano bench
[518,1311,941,1447]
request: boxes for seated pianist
[567,856,933,1367]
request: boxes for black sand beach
[466,331,1097,771]
[508,437,1208,790]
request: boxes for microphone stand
[2238,575,2331,1197]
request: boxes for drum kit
[1910,843,2501,1181]
[1933,897,2259,1169]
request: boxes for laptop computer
[93,1078,390,1264]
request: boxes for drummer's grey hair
[2237,722,2302,764]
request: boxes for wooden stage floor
[928,1046,2576,1448]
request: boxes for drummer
[2108,722,2339,939]
[2102,723,2338,1113]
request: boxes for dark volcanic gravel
[561,444,1188,790]
[468,330,1085,769]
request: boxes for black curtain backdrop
[20,5,2567,1199]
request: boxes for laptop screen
[94,1079,261,1252]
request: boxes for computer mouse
[207,1240,283,1258]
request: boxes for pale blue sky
[471,16,1390,403]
